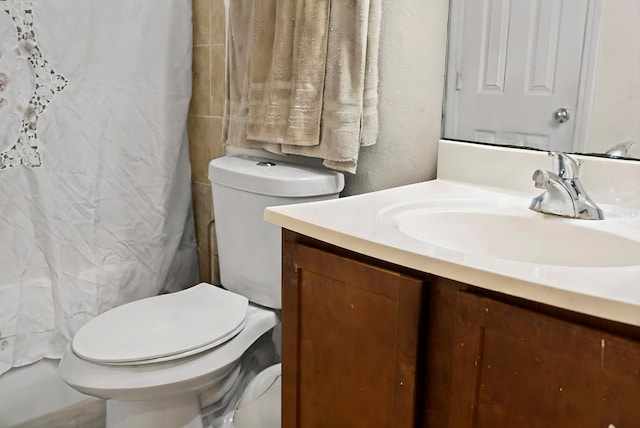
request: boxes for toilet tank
[208,156,344,309]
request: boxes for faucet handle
[549,151,582,179]
[532,169,550,189]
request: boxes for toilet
[58,155,344,428]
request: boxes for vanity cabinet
[281,230,640,428]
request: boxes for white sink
[378,200,640,267]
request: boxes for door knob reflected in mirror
[553,107,571,124]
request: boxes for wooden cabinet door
[282,240,425,428]
[450,291,640,428]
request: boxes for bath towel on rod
[247,0,330,146]
[225,0,381,174]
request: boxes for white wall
[588,0,640,155]
[344,0,450,195]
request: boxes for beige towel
[247,1,330,146]
[225,0,381,174]
[225,0,254,150]
[282,0,381,172]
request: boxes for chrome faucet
[605,141,635,158]
[528,152,604,220]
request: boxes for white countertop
[264,141,640,327]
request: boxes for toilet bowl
[58,156,344,427]
[232,363,282,428]
[59,284,280,428]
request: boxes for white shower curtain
[0,0,198,375]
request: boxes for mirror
[443,0,640,159]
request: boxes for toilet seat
[59,304,279,402]
[72,283,249,364]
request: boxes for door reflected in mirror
[443,0,640,159]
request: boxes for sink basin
[379,200,640,267]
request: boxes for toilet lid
[71,283,249,364]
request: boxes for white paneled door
[445,0,594,152]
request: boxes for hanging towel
[225,0,381,174]
[281,0,381,172]
[246,1,330,146]
[225,0,253,150]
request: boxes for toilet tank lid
[208,156,345,197]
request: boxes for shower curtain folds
[0,0,198,375]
